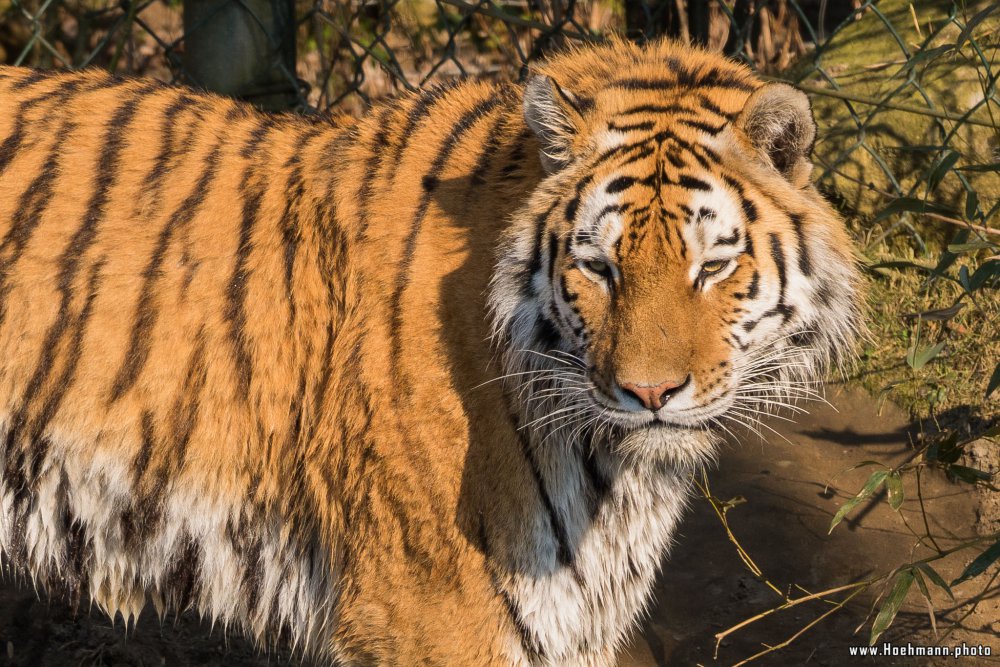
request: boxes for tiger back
[0,37,860,666]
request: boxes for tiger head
[490,40,862,466]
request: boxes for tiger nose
[619,376,690,411]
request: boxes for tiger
[0,36,861,665]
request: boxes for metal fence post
[182,0,298,111]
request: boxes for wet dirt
[0,385,994,666]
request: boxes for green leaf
[886,472,904,511]
[900,303,965,322]
[946,240,997,253]
[952,538,1000,585]
[957,162,1000,173]
[870,570,914,645]
[970,261,1000,292]
[955,4,1000,50]
[948,464,993,485]
[873,197,956,223]
[915,562,954,600]
[959,265,971,292]
[965,189,979,220]
[987,362,1000,399]
[982,424,1000,439]
[906,341,945,370]
[927,150,960,192]
[900,45,952,72]
[867,260,936,274]
[913,568,930,599]
[829,470,888,533]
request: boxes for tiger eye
[583,259,611,275]
[701,260,729,275]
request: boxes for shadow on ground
[623,385,996,667]
[0,386,993,666]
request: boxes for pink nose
[619,377,688,411]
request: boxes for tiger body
[0,38,860,665]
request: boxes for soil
[0,386,994,667]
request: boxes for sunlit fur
[0,37,860,665]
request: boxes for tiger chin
[0,37,860,666]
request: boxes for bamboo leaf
[906,341,945,370]
[955,4,1000,50]
[952,539,1000,585]
[870,570,914,645]
[886,472,904,511]
[948,464,993,485]
[946,240,997,253]
[957,162,1000,173]
[987,362,1000,399]
[915,563,954,600]
[900,303,965,322]
[873,197,956,223]
[911,570,938,637]
[927,150,960,192]
[829,471,888,533]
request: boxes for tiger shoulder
[0,37,861,666]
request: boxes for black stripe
[509,408,578,574]
[21,258,105,490]
[477,516,544,660]
[696,95,734,119]
[735,270,759,300]
[768,232,793,322]
[790,213,812,276]
[677,117,726,135]
[609,78,679,91]
[8,69,49,91]
[525,199,560,295]
[168,327,209,473]
[0,116,78,328]
[723,175,759,223]
[607,119,655,133]
[715,230,740,245]
[356,105,396,236]
[564,173,595,222]
[534,316,562,352]
[108,143,223,403]
[0,76,98,179]
[280,127,325,325]
[467,112,509,191]
[141,93,199,207]
[617,103,691,116]
[127,327,210,551]
[677,66,755,91]
[677,175,711,191]
[580,446,610,520]
[383,84,454,184]
[387,94,504,387]
[227,118,280,401]
[605,175,636,194]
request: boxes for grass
[855,236,1000,422]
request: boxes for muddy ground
[0,385,995,666]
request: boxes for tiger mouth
[584,386,736,430]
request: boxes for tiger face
[492,43,861,464]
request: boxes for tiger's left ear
[734,83,816,188]
[523,75,586,174]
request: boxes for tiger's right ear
[523,75,586,174]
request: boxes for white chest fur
[494,427,702,666]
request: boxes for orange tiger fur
[0,38,861,665]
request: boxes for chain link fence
[0,1,885,111]
[2,0,995,211]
